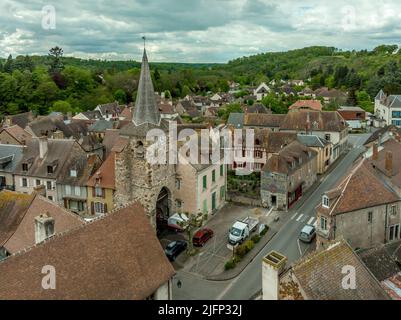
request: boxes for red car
[192,228,214,247]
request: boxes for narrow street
[172,134,369,300]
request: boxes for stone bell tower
[114,45,175,228]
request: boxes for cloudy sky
[1,0,401,63]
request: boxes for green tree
[113,89,127,104]
[50,100,75,114]
[48,46,64,74]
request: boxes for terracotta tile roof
[159,103,175,114]
[293,240,389,300]
[120,106,133,120]
[367,139,401,187]
[320,159,399,216]
[102,129,120,157]
[264,132,297,153]
[289,100,323,111]
[0,202,175,300]
[0,191,34,248]
[1,125,32,144]
[263,140,317,175]
[87,152,115,189]
[280,110,347,132]
[1,192,84,254]
[244,113,285,128]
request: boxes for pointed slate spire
[133,49,161,126]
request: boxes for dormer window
[70,169,77,177]
[322,195,329,208]
[47,166,54,174]
[22,163,28,172]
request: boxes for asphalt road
[173,134,369,300]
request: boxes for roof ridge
[0,202,142,265]
[36,194,86,222]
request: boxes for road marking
[313,220,318,227]
[296,214,304,222]
[297,239,303,256]
[265,207,274,217]
[291,212,298,220]
[307,217,315,225]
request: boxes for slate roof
[243,103,270,114]
[0,125,32,144]
[226,113,244,129]
[133,50,161,126]
[102,129,120,158]
[58,153,101,187]
[120,119,170,137]
[297,134,329,148]
[0,191,84,255]
[88,120,113,133]
[0,202,175,300]
[96,101,121,117]
[292,240,389,300]
[264,132,297,153]
[79,110,103,120]
[0,144,24,173]
[364,125,401,146]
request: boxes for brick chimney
[39,136,48,159]
[34,212,55,244]
[372,143,378,160]
[262,251,287,300]
[385,151,393,176]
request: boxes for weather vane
[142,36,146,50]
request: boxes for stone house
[0,125,32,145]
[261,140,318,210]
[316,153,401,250]
[0,144,24,191]
[374,89,401,127]
[14,137,82,202]
[279,110,348,163]
[0,202,175,300]
[297,134,332,174]
[87,151,116,217]
[261,240,389,300]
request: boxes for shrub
[260,225,269,237]
[235,244,248,258]
[251,234,261,243]
[244,239,255,252]
[225,259,236,270]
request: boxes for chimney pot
[262,251,287,300]
[372,143,379,160]
[385,151,393,176]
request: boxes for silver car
[299,225,316,243]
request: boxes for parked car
[165,240,187,261]
[228,216,259,245]
[167,213,189,232]
[193,228,214,247]
[299,224,316,243]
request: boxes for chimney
[372,143,378,160]
[385,151,393,176]
[306,112,311,134]
[271,154,279,172]
[34,213,55,244]
[39,136,48,159]
[262,251,287,300]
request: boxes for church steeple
[133,45,161,126]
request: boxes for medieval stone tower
[114,49,176,229]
